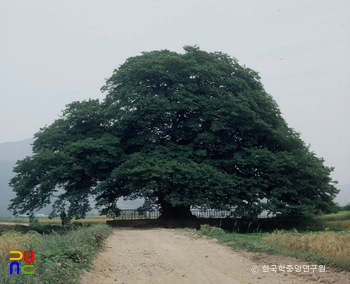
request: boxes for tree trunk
[158,195,196,219]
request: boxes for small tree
[8,46,339,219]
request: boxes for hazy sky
[1,1,349,185]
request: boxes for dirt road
[0,222,28,227]
[80,228,349,284]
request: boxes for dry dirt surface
[80,228,350,284]
[0,222,28,228]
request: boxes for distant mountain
[0,138,34,216]
[0,138,34,162]
[0,160,17,216]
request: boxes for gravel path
[80,228,350,284]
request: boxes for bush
[200,224,225,236]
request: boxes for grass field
[324,220,350,229]
[197,211,350,272]
[313,211,350,229]
[316,211,350,222]
[0,222,112,284]
[263,230,350,265]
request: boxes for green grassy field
[314,211,350,229]
[316,211,350,222]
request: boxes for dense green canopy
[9,46,339,219]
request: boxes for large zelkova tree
[9,46,339,219]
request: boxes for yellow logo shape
[10,251,23,261]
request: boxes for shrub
[0,224,112,284]
[200,224,225,236]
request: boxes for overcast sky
[1,0,349,185]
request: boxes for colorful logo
[9,250,35,275]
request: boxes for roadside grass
[197,212,350,272]
[0,222,112,284]
[263,229,350,270]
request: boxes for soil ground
[80,228,350,284]
[0,222,28,228]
